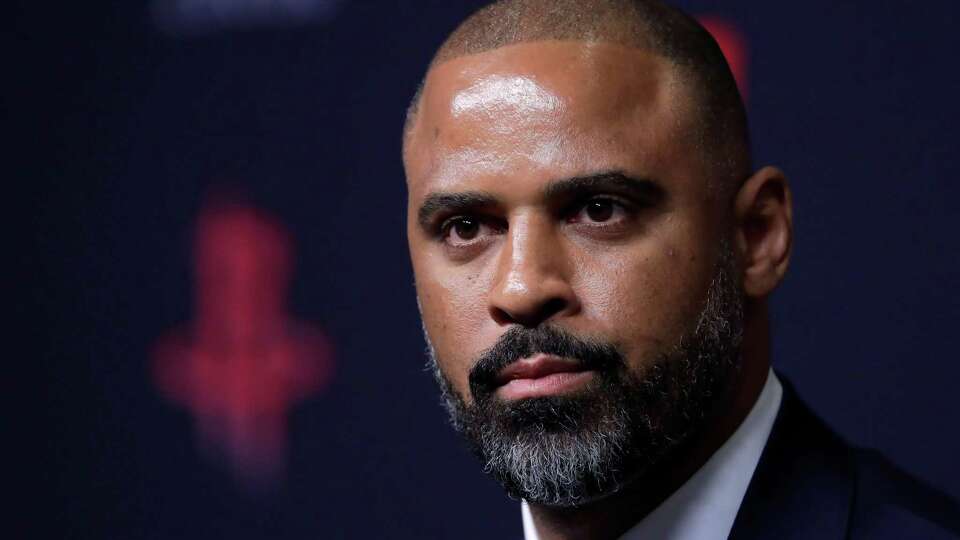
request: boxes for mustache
[468,325,625,399]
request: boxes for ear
[733,166,793,298]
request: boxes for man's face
[404,41,743,506]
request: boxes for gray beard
[421,245,744,507]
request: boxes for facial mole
[434,127,441,140]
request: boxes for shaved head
[404,0,751,190]
[404,0,795,520]
[404,0,794,524]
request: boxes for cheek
[415,255,495,395]
[572,230,713,359]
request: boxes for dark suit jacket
[729,377,960,539]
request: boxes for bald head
[404,0,751,190]
[404,0,795,516]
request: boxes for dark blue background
[19,1,959,538]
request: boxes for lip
[494,354,594,400]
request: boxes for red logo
[698,15,749,102]
[152,200,333,488]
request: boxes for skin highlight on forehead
[403,0,751,194]
[451,75,563,119]
[405,40,696,200]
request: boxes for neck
[526,302,772,540]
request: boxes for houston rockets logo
[152,201,333,488]
[697,15,749,101]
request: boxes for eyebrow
[415,171,664,230]
[417,191,499,230]
[542,171,664,202]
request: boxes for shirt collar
[522,368,783,540]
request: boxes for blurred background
[15,0,959,538]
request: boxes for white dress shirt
[522,369,783,540]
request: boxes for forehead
[405,40,696,194]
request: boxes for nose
[488,215,580,327]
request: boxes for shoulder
[847,447,960,539]
[731,375,960,539]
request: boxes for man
[402,1,960,538]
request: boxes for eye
[568,197,632,225]
[449,217,480,241]
[440,216,497,247]
[585,200,615,222]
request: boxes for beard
[423,245,744,508]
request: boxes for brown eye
[451,217,480,240]
[585,200,615,222]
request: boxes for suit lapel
[729,376,855,539]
